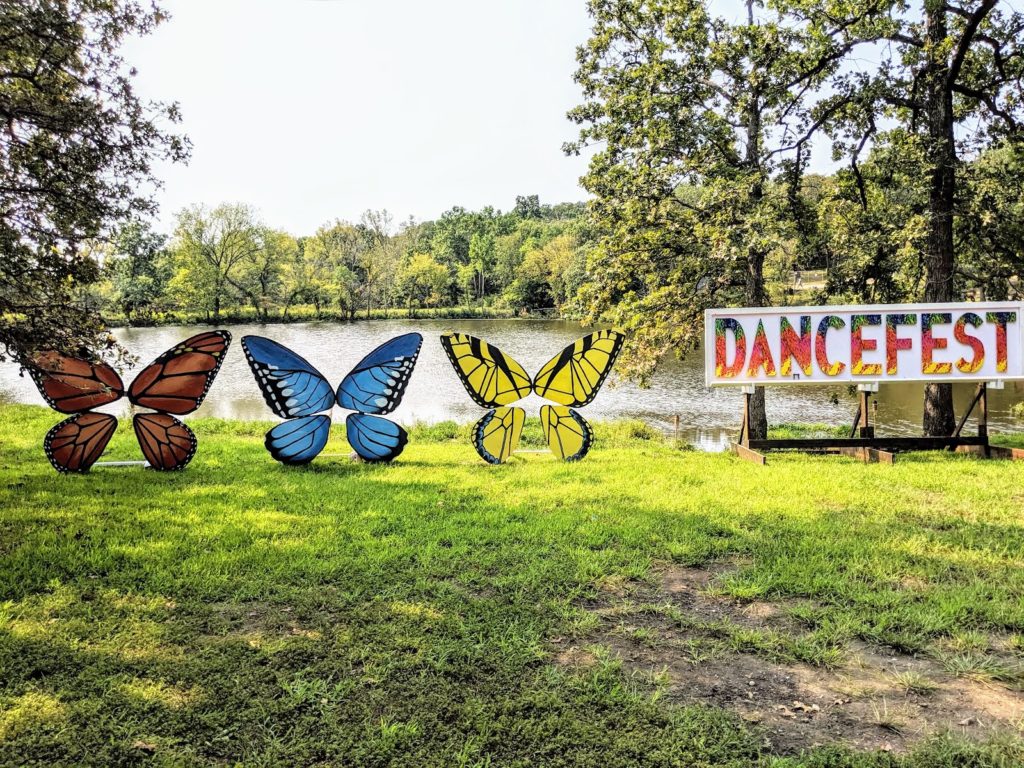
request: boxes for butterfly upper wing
[440,333,532,408]
[532,330,625,407]
[540,405,594,462]
[336,333,422,415]
[128,331,231,415]
[473,406,525,465]
[133,413,197,471]
[241,335,335,418]
[345,413,408,462]
[44,412,118,473]
[28,352,125,413]
[265,415,332,465]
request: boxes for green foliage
[87,197,587,326]
[106,221,172,323]
[3,404,1024,764]
[395,252,452,310]
[565,0,845,439]
[0,0,187,363]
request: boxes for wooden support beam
[980,384,989,456]
[952,383,985,439]
[987,445,1024,460]
[739,390,751,446]
[731,441,766,465]
[838,446,896,464]
[858,390,874,438]
[848,404,861,439]
[839,447,868,463]
[865,447,896,464]
[749,436,987,451]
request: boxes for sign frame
[704,301,1024,387]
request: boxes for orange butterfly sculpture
[27,331,231,473]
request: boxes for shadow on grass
[3,405,1024,765]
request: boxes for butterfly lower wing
[473,406,525,464]
[346,413,408,462]
[133,413,198,471]
[337,333,422,414]
[265,415,332,465]
[539,405,593,462]
[128,331,231,415]
[533,330,625,407]
[44,412,118,473]
[29,352,124,413]
[440,333,531,407]
[241,335,335,418]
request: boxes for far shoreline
[102,305,571,329]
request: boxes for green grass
[768,423,849,440]
[2,404,1024,766]
[993,432,1024,449]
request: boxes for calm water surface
[2,319,1022,450]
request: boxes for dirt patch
[202,601,323,644]
[555,563,1024,754]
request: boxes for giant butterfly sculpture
[440,330,624,463]
[241,333,422,464]
[27,331,231,473]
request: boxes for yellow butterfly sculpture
[440,330,625,463]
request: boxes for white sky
[127,0,850,237]
[124,0,598,235]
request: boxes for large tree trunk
[746,250,769,439]
[922,4,957,436]
[743,51,769,441]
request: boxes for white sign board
[704,302,1023,386]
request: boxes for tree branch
[947,0,998,88]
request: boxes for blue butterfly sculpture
[241,333,422,464]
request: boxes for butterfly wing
[133,413,197,471]
[128,331,231,415]
[337,333,422,415]
[346,413,408,462]
[439,333,532,407]
[44,412,118,473]
[473,406,525,465]
[241,336,335,418]
[28,351,124,413]
[540,405,594,462]
[265,415,332,465]
[533,330,624,407]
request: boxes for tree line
[95,140,1024,331]
[5,0,1024,439]
[91,196,589,324]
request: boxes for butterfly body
[441,330,624,463]
[28,330,232,473]
[242,333,422,465]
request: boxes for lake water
[2,318,1022,450]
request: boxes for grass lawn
[1,404,1023,767]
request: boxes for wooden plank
[730,442,766,465]
[749,437,987,451]
[837,447,895,464]
[838,447,867,463]
[988,445,1024,460]
[865,448,896,464]
[954,445,984,456]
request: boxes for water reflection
[1,318,1021,450]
